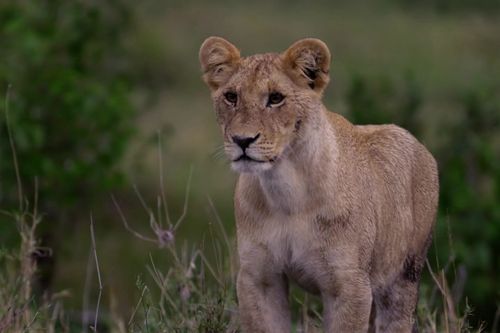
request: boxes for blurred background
[0,0,499,331]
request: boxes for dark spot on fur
[284,263,320,295]
[314,213,349,232]
[294,119,302,132]
[379,289,393,309]
[260,279,272,291]
[401,231,432,284]
[333,213,350,227]
[284,263,306,280]
[315,215,331,233]
[402,254,423,283]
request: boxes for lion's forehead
[240,53,280,71]
[232,53,282,88]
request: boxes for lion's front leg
[237,267,291,333]
[322,271,372,333]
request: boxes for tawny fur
[199,36,439,333]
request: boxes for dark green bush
[347,72,422,136]
[392,0,500,13]
[437,87,500,323]
[0,0,135,213]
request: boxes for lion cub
[199,37,438,333]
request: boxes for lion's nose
[232,133,260,151]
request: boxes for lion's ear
[282,38,331,93]
[199,36,240,90]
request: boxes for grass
[0,194,64,332]
[0,118,489,331]
[0,175,493,332]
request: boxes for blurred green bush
[0,0,135,213]
[0,0,142,294]
[394,0,500,13]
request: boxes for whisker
[213,152,227,161]
[210,144,225,156]
[210,145,228,161]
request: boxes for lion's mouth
[234,152,280,163]
[230,153,279,173]
[233,154,267,163]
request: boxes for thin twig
[49,301,61,333]
[4,84,24,211]
[146,255,170,314]
[206,220,226,288]
[492,305,500,333]
[21,311,38,333]
[133,184,153,217]
[90,215,102,332]
[131,186,175,246]
[173,166,193,231]
[82,250,93,333]
[145,263,179,315]
[158,131,172,228]
[128,285,148,326]
[33,177,39,223]
[207,195,234,278]
[193,249,224,287]
[111,195,156,243]
[156,196,163,229]
[426,260,458,333]
[446,215,458,289]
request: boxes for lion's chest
[260,213,324,294]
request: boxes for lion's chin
[231,159,274,173]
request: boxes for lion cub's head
[199,37,331,173]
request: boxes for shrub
[0,0,135,214]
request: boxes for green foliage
[347,72,422,135]
[392,0,500,13]
[0,0,135,211]
[437,87,500,317]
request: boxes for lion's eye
[267,92,285,107]
[224,91,238,106]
